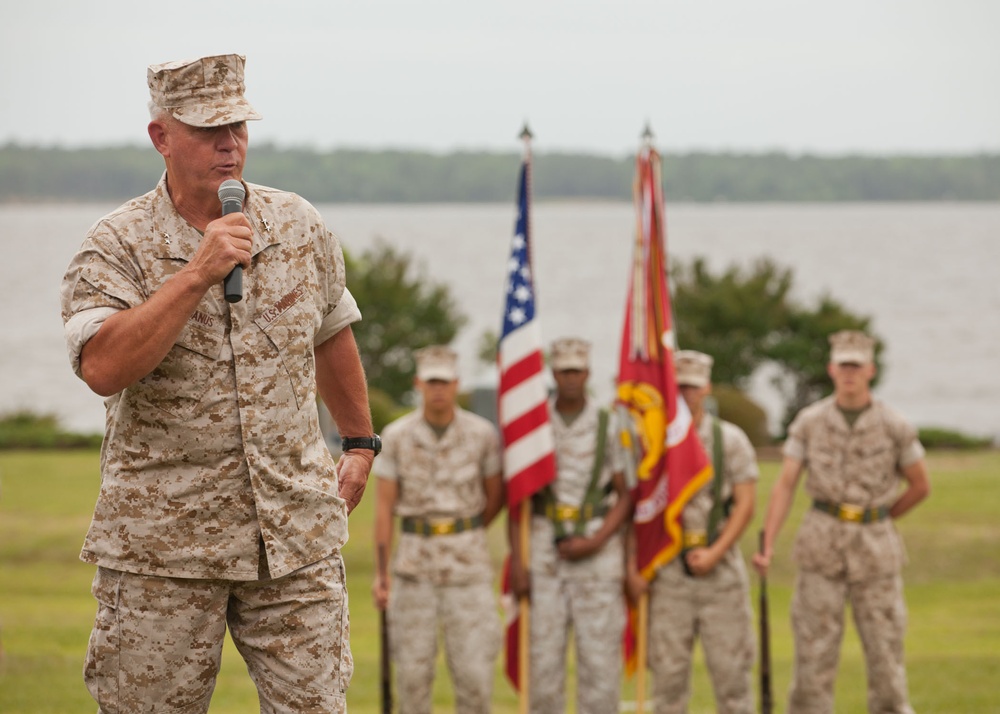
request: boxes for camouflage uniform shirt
[376,408,502,585]
[783,396,925,581]
[60,175,361,581]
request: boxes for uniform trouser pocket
[84,568,122,711]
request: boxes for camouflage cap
[674,350,713,387]
[148,54,262,127]
[829,330,875,365]
[550,337,590,371]
[415,345,459,382]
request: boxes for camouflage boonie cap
[829,330,875,365]
[674,350,713,387]
[415,345,459,382]
[550,337,590,371]
[148,54,262,127]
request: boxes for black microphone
[218,179,247,303]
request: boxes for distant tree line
[2,142,999,203]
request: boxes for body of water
[5,200,999,441]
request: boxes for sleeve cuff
[315,288,362,346]
[64,307,119,378]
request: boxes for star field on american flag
[502,218,535,335]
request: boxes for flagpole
[517,122,533,714]
[518,508,531,714]
[634,122,656,714]
[636,592,649,713]
[520,122,535,296]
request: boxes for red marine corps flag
[498,125,556,705]
[617,128,712,705]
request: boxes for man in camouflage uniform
[508,337,631,714]
[372,345,504,714]
[626,350,759,713]
[753,330,931,714]
[60,55,375,713]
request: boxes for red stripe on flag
[499,350,546,392]
[505,453,557,507]
[501,401,550,445]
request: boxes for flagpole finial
[641,122,655,144]
[519,122,533,141]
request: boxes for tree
[345,241,467,407]
[672,257,881,432]
[672,257,793,388]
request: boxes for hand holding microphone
[218,179,247,303]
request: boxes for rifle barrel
[759,530,773,714]
[378,545,392,714]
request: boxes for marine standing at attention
[372,345,504,714]
[627,349,759,714]
[753,330,931,714]
[508,337,632,714]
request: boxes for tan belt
[682,530,708,548]
[401,514,483,536]
[813,500,889,524]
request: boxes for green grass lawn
[1,449,998,713]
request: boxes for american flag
[499,152,556,694]
[498,159,556,509]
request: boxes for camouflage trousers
[388,577,501,714]
[789,569,913,714]
[84,551,352,713]
[528,575,625,714]
[648,571,755,714]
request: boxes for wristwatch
[340,434,382,456]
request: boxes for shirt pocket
[850,431,897,494]
[804,443,842,497]
[257,296,316,410]
[132,320,224,419]
[437,445,488,514]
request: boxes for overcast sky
[2,0,997,156]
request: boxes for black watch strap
[341,435,381,456]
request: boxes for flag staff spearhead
[641,121,655,147]
[519,122,533,160]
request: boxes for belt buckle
[683,532,707,548]
[555,504,578,521]
[429,520,454,535]
[838,503,865,523]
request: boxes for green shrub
[0,411,102,450]
[918,426,994,450]
[711,385,772,447]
